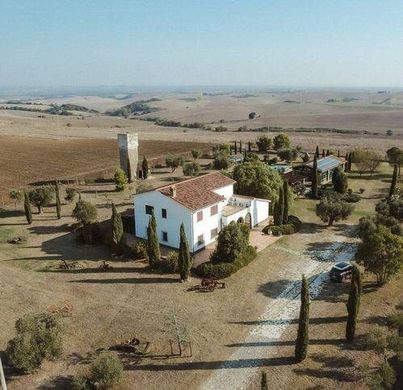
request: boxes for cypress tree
[178,223,192,281]
[295,275,309,362]
[337,150,340,157]
[111,203,124,255]
[283,180,289,224]
[326,149,330,156]
[273,201,280,225]
[248,141,252,152]
[261,372,268,390]
[127,159,132,183]
[346,264,361,342]
[55,181,61,219]
[311,155,318,199]
[278,186,284,226]
[348,152,353,172]
[322,149,325,158]
[142,156,149,179]
[315,145,320,158]
[146,211,160,268]
[389,164,398,197]
[239,140,242,153]
[23,190,32,225]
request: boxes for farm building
[293,155,346,184]
[133,172,270,252]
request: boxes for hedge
[196,246,257,278]
[262,215,302,236]
[342,193,361,203]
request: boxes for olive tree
[29,186,55,213]
[315,193,354,226]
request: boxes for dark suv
[329,262,353,282]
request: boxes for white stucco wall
[134,191,192,249]
[191,199,227,252]
[213,184,234,199]
[255,199,270,224]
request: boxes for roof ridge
[157,171,233,192]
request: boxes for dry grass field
[0,163,401,389]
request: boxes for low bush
[6,313,63,373]
[280,224,296,235]
[90,353,123,389]
[161,251,179,273]
[196,246,257,278]
[263,215,301,236]
[72,352,123,390]
[343,193,361,203]
[132,241,147,260]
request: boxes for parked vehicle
[329,262,353,282]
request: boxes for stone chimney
[169,186,176,197]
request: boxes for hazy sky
[1,0,402,87]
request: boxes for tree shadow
[299,223,326,235]
[0,209,25,218]
[70,276,179,284]
[293,367,357,382]
[228,316,347,326]
[225,338,345,348]
[131,356,296,371]
[28,224,71,235]
[39,375,73,390]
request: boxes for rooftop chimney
[169,186,176,197]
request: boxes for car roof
[332,262,352,270]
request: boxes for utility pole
[0,357,7,390]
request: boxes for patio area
[192,222,280,268]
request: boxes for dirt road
[200,228,358,390]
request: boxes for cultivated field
[0,135,211,200]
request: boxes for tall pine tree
[142,156,149,179]
[389,164,398,197]
[282,180,289,224]
[311,155,318,199]
[55,181,61,219]
[346,264,361,342]
[111,203,124,255]
[322,149,325,158]
[295,275,309,362]
[146,211,160,268]
[23,190,32,224]
[315,145,320,158]
[178,224,192,281]
[348,152,353,172]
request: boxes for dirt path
[199,228,358,390]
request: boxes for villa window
[162,231,168,242]
[162,208,167,219]
[197,210,203,222]
[145,205,154,215]
[210,227,218,239]
[210,204,218,216]
[197,234,204,246]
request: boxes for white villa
[133,172,270,252]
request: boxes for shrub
[288,215,302,231]
[196,246,257,278]
[90,353,123,390]
[183,162,200,176]
[359,188,365,194]
[270,226,282,236]
[132,241,147,260]
[280,224,296,235]
[28,186,55,213]
[163,251,179,273]
[6,313,63,373]
[73,200,97,226]
[71,375,90,390]
[64,187,77,202]
[343,193,361,203]
[113,168,128,191]
[262,225,271,234]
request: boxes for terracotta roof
[158,172,235,211]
